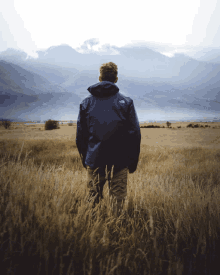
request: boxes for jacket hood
[87,81,119,98]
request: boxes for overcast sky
[1,0,220,58]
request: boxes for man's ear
[114,76,118,83]
[99,76,102,82]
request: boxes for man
[76,62,141,217]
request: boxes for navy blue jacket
[76,81,141,173]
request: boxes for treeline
[140,122,214,129]
[0,119,218,130]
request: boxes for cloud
[76,38,100,53]
[186,0,220,48]
[0,0,37,57]
[75,38,121,56]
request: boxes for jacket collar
[87,81,119,98]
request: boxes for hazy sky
[1,0,220,58]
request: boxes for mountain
[0,48,79,85]
[3,44,219,82]
[185,47,220,64]
[0,44,220,122]
[12,59,79,85]
[0,48,28,62]
[0,60,82,121]
[36,44,100,70]
[33,44,220,85]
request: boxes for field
[0,122,220,274]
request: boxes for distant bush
[140,125,161,128]
[186,123,212,128]
[68,123,73,126]
[187,123,194,128]
[177,126,181,128]
[0,119,11,129]
[187,123,211,128]
[44,119,60,130]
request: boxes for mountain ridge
[1,44,220,122]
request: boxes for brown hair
[99,62,118,83]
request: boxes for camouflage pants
[86,165,128,216]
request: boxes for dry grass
[0,124,220,274]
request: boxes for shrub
[187,123,210,128]
[0,119,11,129]
[177,126,181,128]
[44,119,59,130]
[141,125,161,128]
[68,123,73,126]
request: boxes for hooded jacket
[76,81,141,173]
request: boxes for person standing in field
[76,62,141,217]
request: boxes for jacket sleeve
[126,100,141,173]
[76,102,89,169]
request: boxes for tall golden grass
[0,137,220,274]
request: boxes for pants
[86,165,128,216]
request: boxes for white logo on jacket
[119,100,125,104]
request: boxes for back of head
[99,62,118,83]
